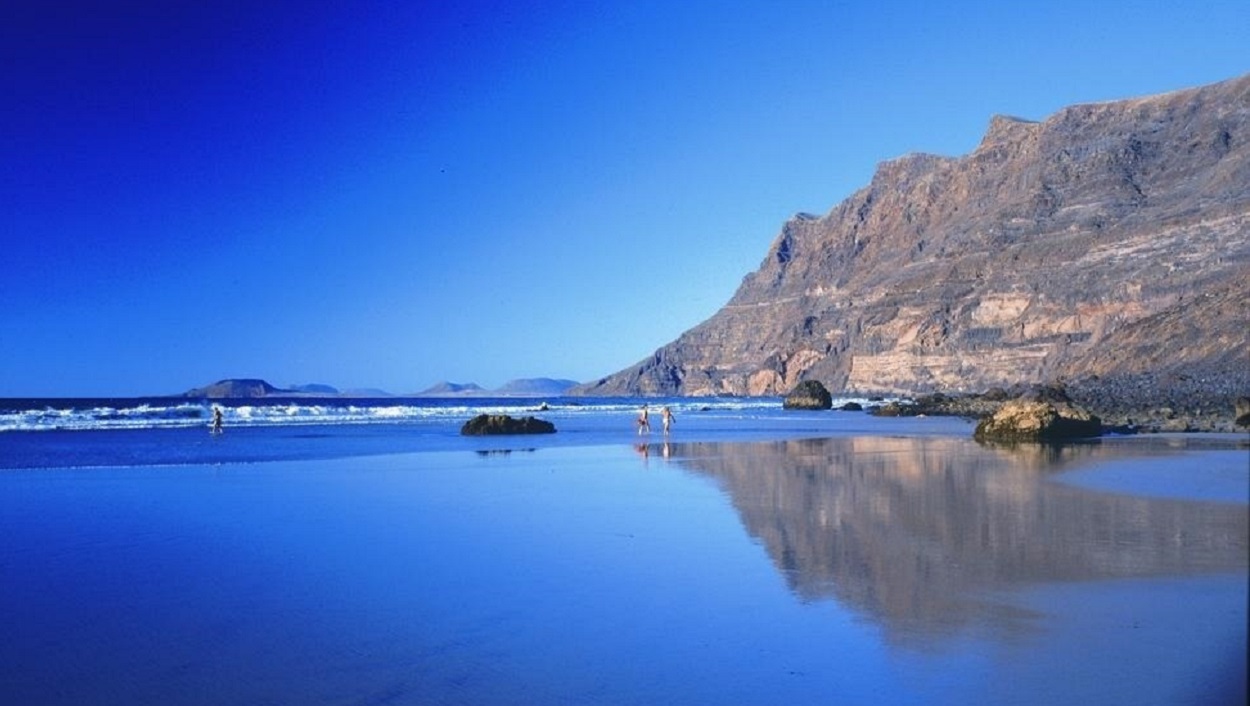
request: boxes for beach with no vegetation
[1,398,1246,705]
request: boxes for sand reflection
[663,436,1249,646]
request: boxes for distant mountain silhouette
[288,383,339,395]
[415,381,489,397]
[183,379,287,399]
[178,377,580,399]
[339,388,395,398]
[493,378,579,396]
[414,379,579,397]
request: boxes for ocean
[0,394,928,470]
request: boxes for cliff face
[575,75,1250,396]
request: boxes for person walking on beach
[637,404,651,435]
[661,406,674,435]
[211,406,224,434]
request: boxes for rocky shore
[869,373,1250,434]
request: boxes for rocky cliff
[574,74,1250,398]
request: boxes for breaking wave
[0,396,792,433]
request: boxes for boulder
[973,399,1102,442]
[460,414,556,436]
[868,401,919,417]
[838,401,864,411]
[1235,396,1250,428]
[783,380,833,410]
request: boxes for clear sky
[3,0,1247,397]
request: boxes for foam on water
[0,395,839,433]
[0,395,935,470]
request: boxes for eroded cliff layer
[576,75,1250,397]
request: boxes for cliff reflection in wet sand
[662,436,1248,647]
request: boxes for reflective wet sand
[665,436,1248,648]
[2,435,1245,705]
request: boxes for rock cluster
[1064,372,1250,432]
[865,381,1250,434]
[783,380,833,410]
[460,414,556,436]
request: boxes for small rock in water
[784,380,833,410]
[460,414,556,436]
[973,399,1101,442]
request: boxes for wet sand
[1,435,1245,705]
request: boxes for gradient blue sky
[3,1,1247,397]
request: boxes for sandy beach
[1,415,1246,705]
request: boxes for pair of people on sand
[636,404,674,435]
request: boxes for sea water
[0,395,938,470]
[1,399,1246,705]
[0,395,805,434]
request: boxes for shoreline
[4,379,1247,440]
[3,439,1244,705]
[864,375,1250,434]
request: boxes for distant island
[413,378,580,397]
[480,378,581,397]
[416,381,487,396]
[182,379,288,399]
[180,377,579,399]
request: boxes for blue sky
[3,0,1247,397]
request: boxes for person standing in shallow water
[636,404,650,435]
[211,406,224,434]
[661,406,674,435]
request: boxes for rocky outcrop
[973,399,1101,442]
[856,382,1248,433]
[1235,397,1250,428]
[460,414,556,435]
[572,75,1250,411]
[783,380,833,409]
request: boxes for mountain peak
[416,381,488,396]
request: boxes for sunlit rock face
[973,399,1101,441]
[574,75,1250,398]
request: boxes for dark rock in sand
[1064,372,1250,433]
[983,387,1010,402]
[783,380,833,410]
[974,399,1102,442]
[460,414,556,436]
[1235,397,1250,428]
[909,392,1002,419]
[868,401,919,417]
[869,380,1250,434]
